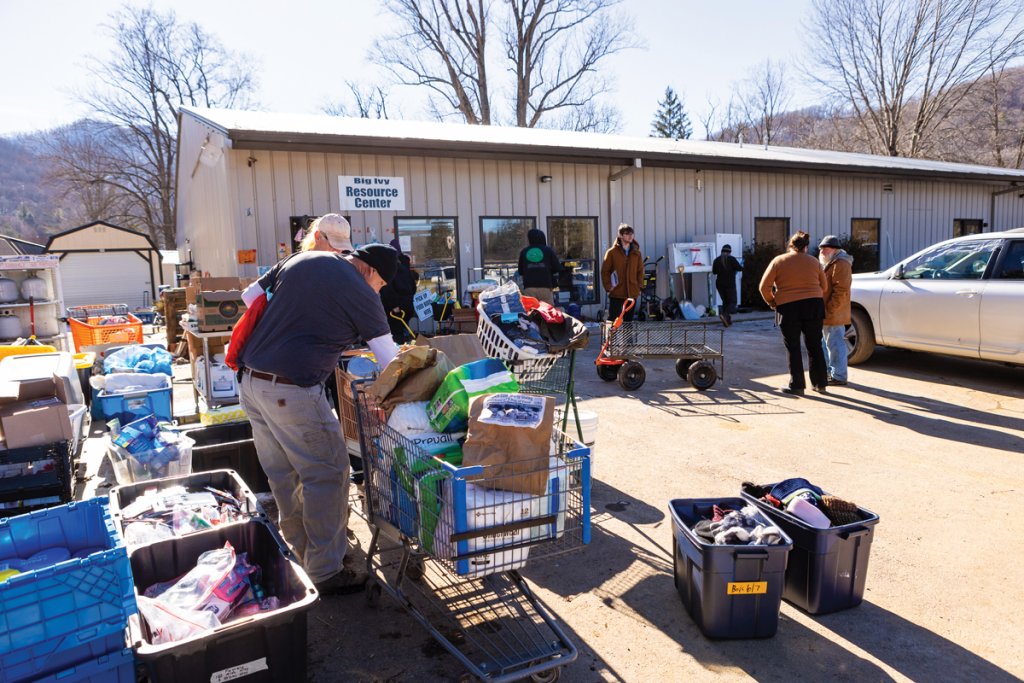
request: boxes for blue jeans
[822,325,848,382]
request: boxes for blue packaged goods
[427,358,519,433]
[0,498,137,682]
[104,345,173,375]
[477,281,525,317]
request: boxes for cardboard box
[451,308,479,334]
[196,290,247,331]
[0,373,70,405]
[185,276,251,305]
[0,396,73,448]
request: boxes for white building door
[59,252,152,310]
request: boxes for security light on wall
[539,175,553,183]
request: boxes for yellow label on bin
[727,581,767,595]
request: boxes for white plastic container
[195,356,238,400]
[556,408,598,472]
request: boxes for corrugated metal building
[176,106,1024,312]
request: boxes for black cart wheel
[687,360,717,391]
[596,363,620,382]
[364,580,383,607]
[405,555,425,581]
[617,361,646,391]
[531,667,561,683]
[675,358,694,379]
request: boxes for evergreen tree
[651,87,692,140]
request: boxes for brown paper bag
[462,393,554,496]
[368,346,455,414]
[415,333,487,369]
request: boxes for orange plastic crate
[68,314,144,351]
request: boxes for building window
[547,217,598,304]
[394,217,458,296]
[953,219,983,237]
[851,218,881,272]
[480,217,536,282]
[754,217,790,248]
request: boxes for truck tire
[848,308,876,365]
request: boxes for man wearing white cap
[299,213,355,253]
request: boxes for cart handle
[613,298,635,330]
[388,309,415,338]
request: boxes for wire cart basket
[353,378,591,683]
[596,300,724,391]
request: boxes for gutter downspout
[989,183,1020,232]
[607,157,643,242]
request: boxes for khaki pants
[239,372,350,583]
[523,287,554,305]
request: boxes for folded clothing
[692,505,784,546]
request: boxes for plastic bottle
[787,497,831,529]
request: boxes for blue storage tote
[34,647,135,683]
[94,373,172,424]
[4,631,125,683]
[0,498,137,680]
[669,498,792,639]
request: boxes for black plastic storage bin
[108,469,265,544]
[0,441,73,516]
[669,498,792,639]
[183,421,269,492]
[741,482,880,615]
[128,519,317,682]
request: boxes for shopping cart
[596,298,724,391]
[353,378,591,683]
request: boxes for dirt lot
[79,318,1024,681]
[306,317,1024,682]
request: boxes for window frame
[479,215,537,271]
[851,217,881,272]
[953,219,984,238]
[393,215,461,295]
[547,215,600,304]
[754,217,791,248]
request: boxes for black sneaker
[827,379,848,386]
[780,387,804,396]
[812,385,828,394]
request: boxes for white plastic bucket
[557,408,597,473]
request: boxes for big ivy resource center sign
[338,175,406,211]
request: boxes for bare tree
[51,5,256,247]
[323,81,393,119]
[805,0,1024,157]
[374,0,634,129]
[373,0,492,124]
[734,60,791,145]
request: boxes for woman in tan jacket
[601,223,645,321]
[758,231,829,395]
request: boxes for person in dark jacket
[380,238,419,343]
[712,245,744,327]
[518,228,560,304]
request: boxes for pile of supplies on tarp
[136,542,280,644]
[477,282,588,356]
[107,415,194,484]
[367,342,572,577]
[743,477,863,529]
[119,485,250,546]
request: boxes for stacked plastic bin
[0,498,137,682]
[92,344,173,425]
[107,470,318,682]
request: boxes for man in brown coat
[818,235,854,386]
[601,223,645,321]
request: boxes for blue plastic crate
[4,631,125,683]
[94,376,172,424]
[0,499,137,676]
[35,647,135,683]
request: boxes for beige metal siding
[50,225,151,251]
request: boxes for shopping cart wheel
[617,361,645,391]
[596,363,619,382]
[675,358,694,379]
[531,667,561,682]
[365,579,383,607]
[405,555,425,581]
[687,360,717,391]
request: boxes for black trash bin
[741,482,880,615]
[669,498,792,638]
[183,421,269,493]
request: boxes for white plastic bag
[137,595,222,645]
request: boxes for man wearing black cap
[818,235,853,386]
[712,244,743,326]
[238,243,399,594]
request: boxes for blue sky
[0,0,816,138]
